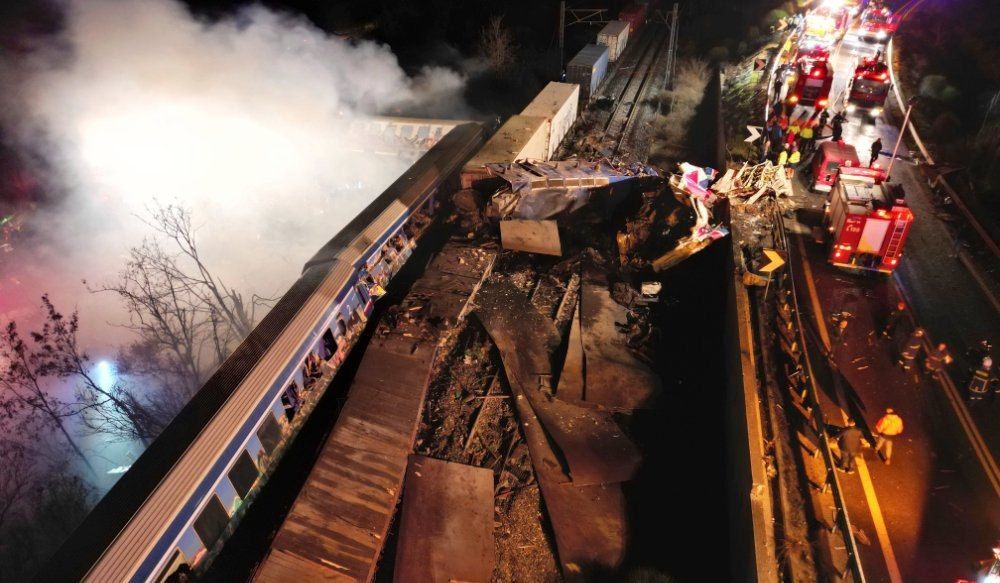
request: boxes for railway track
[602,26,669,156]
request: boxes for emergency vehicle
[809,140,861,192]
[823,166,912,273]
[787,59,833,110]
[846,57,892,118]
[858,6,899,42]
[802,6,850,44]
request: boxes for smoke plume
[0,0,472,350]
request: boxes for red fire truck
[846,57,891,118]
[858,5,899,42]
[824,167,912,273]
[787,59,834,110]
[809,140,863,192]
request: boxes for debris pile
[711,160,792,200]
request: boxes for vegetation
[895,0,1000,218]
[649,58,712,166]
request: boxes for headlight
[876,30,887,38]
[984,574,1000,583]
[846,104,857,113]
[870,107,882,117]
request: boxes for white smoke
[0,0,472,349]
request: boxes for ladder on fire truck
[882,218,907,258]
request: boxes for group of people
[763,103,849,170]
[829,407,904,472]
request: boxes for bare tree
[478,15,517,74]
[32,297,163,443]
[89,203,271,432]
[0,439,33,533]
[0,313,92,472]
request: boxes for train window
[257,414,282,454]
[153,549,187,583]
[177,527,204,566]
[193,495,229,550]
[228,450,260,499]
[321,330,337,359]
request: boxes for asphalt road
[772,28,1000,581]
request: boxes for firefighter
[968,356,993,402]
[881,301,907,339]
[924,342,953,375]
[870,137,883,167]
[831,111,846,142]
[874,408,904,464]
[819,109,830,136]
[829,419,864,473]
[899,327,925,371]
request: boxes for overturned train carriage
[37,123,485,583]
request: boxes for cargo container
[520,82,580,159]
[461,115,549,188]
[597,20,630,62]
[567,44,610,102]
[618,3,648,34]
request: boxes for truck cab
[823,168,912,273]
[858,6,899,42]
[810,140,862,192]
[787,59,834,110]
[846,57,892,118]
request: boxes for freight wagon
[597,20,630,62]
[567,44,609,102]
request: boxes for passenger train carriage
[39,123,484,583]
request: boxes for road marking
[855,458,904,583]
[891,275,1000,498]
[794,235,904,582]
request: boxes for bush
[919,74,960,103]
[707,46,730,63]
[764,9,789,25]
[930,111,962,140]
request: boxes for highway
[768,7,1000,580]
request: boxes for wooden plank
[500,219,563,256]
[393,456,494,583]
[577,279,662,410]
[475,280,642,486]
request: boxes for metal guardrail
[763,200,867,582]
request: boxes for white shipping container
[520,82,580,159]
[597,20,630,62]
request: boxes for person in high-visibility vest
[777,144,789,166]
[874,408,904,464]
[799,121,815,154]
[788,144,802,167]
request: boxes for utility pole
[887,96,917,178]
[559,1,566,76]
[661,3,680,114]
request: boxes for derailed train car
[38,123,484,583]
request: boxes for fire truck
[846,57,891,118]
[823,166,912,273]
[787,59,833,110]
[858,5,899,42]
[803,6,850,44]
